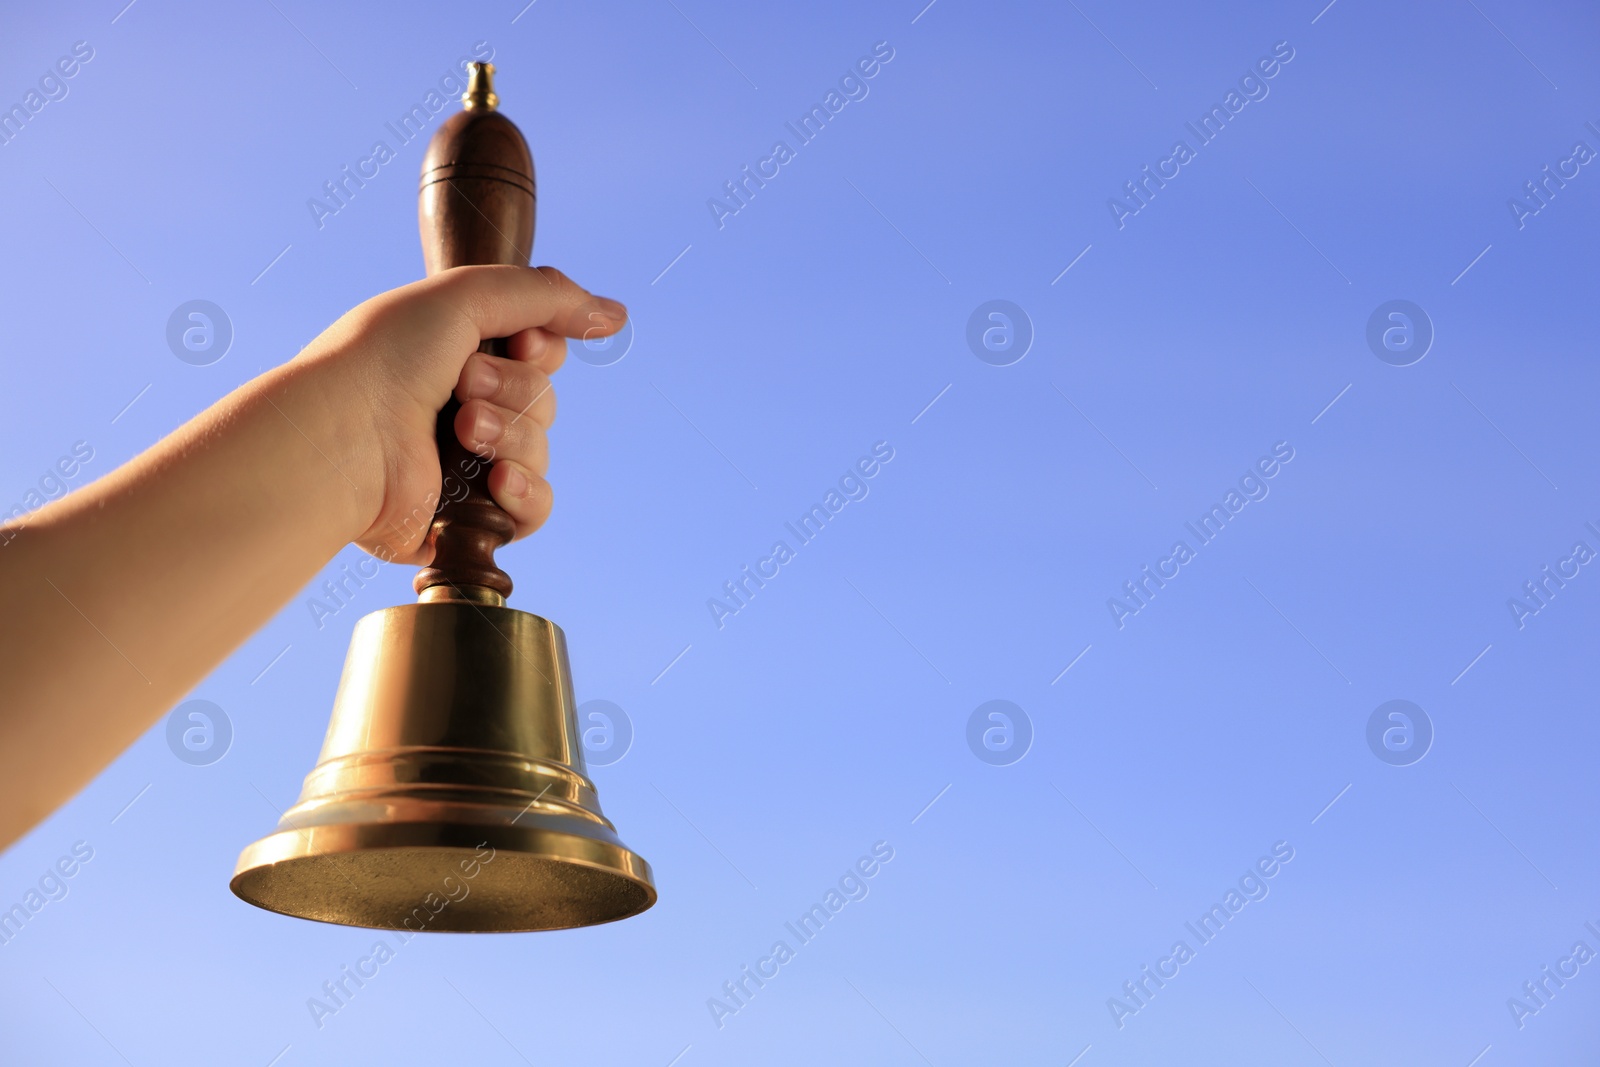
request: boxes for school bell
[229,63,656,932]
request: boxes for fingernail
[593,297,627,322]
[472,407,503,447]
[502,465,529,498]
[463,359,499,400]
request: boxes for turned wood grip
[413,70,536,600]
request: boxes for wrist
[251,351,384,550]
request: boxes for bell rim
[230,819,656,932]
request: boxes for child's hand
[0,262,626,849]
[293,264,626,565]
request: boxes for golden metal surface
[230,602,655,931]
[462,61,498,111]
[418,583,505,607]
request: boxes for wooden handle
[413,64,536,602]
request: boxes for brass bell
[230,63,656,932]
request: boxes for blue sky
[2,0,1599,1063]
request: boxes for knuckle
[527,478,553,524]
[506,367,554,416]
[515,421,546,452]
[534,265,572,289]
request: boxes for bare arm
[0,265,625,850]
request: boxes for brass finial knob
[463,61,498,111]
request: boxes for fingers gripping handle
[412,63,536,603]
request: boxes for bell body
[232,62,655,933]
[230,600,656,931]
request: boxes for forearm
[0,353,365,847]
[0,265,620,851]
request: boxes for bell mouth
[231,819,656,933]
[231,601,656,932]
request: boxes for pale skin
[0,265,626,852]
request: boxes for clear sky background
[2,0,1599,1063]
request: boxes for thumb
[422,264,628,346]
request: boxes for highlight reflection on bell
[230,63,656,932]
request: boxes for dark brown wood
[413,102,537,601]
